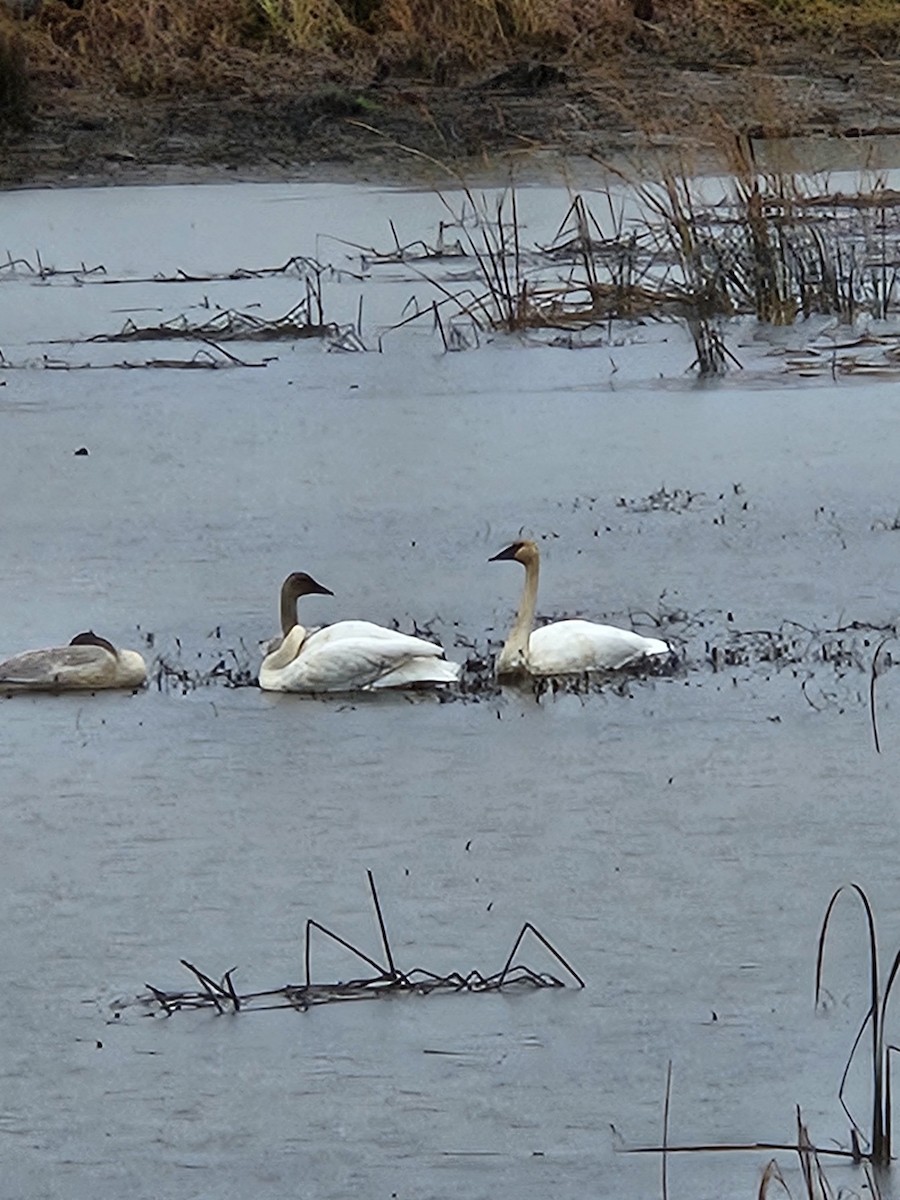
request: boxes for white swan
[259,571,462,692]
[0,631,147,692]
[489,540,670,677]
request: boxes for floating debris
[706,619,898,672]
[0,253,345,287]
[85,301,340,344]
[151,636,256,693]
[616,485,705,514]
[135,873,584,1017]
[780,329,900,379]
[0,345,272,371]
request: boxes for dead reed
[815,883,900,1165]
[623,884,900,1187]
[88,302,338,343]
[138,871,584,1016]
[388,162,900,373]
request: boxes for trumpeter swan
[489,540,669,677]
[259,571,462,692]
[0,631,147,692]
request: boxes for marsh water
[2,179,900,1199]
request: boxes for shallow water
[2,180,900,1199]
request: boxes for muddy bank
[3,54,900,187]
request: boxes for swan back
[529,620,669,674]
[0,632,147,691]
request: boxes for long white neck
[497,555,539,675]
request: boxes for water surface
[1,180,899,1199]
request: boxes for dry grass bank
[2,0,899,102]
[0,0,898,184]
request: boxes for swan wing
[260,632,451,693]
[528,620,669,674]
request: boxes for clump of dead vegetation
[368,147,900,374]
[133,872,584,1017]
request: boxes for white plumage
[489,540,669,677]
[259,572,461,693]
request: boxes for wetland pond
[3,177,900,1199]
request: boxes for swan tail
[640,637,671,659]
[369,655,463,689]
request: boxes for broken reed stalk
[303,917,387,988]
[662,1060,672,1200]
[869,637,892,754]
[367,869,397,977]
[757,1157,789,1199]
[794,1109,826,1200]
[815,883,900,1166]
[497,920,585,988]
[179,959,228,1013]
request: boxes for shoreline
[3,56,900,190]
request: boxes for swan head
[489,539,539,567]
[281,572,334,601]
[69,630,118,655]
[279,572,334,637]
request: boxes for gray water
[1,180,900,1199]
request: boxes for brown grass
[6,0,898,103]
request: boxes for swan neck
[280,585,298,637]
[264,625,306,672]
[500,555,539,672]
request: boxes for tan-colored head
[489,539,539,567]
[69,630,117,655]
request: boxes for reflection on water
[0,182,900,1199]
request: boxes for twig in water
[870,636,893,753]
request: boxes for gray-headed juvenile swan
[489,540,669,677]
[0,631,147,692]
[259,571,462,693]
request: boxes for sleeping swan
[259,571,462,692]
[489,540,670,677]
[0,631,147,692]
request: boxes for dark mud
[4,55,900,188]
